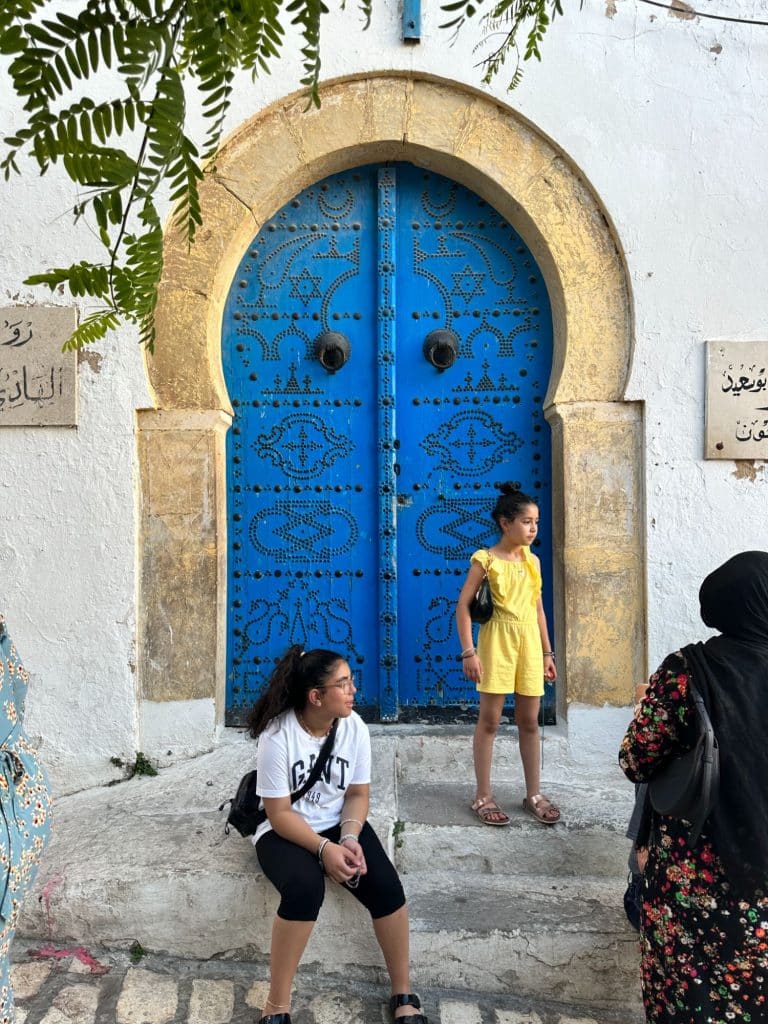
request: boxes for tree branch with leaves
[1,0,567,351]
[442,0,574,89]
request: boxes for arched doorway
[137,74,643,751]
[221,163,554,723]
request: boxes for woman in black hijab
[620,551,768,1023]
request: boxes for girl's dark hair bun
[491,483,536,527]
[497,480,522,497]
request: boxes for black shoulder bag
[623,783,650,931]
[220,718,339,837]
[648,653,719,845]
[469,551,494,624]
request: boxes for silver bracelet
[339,832,360,845]
[317,837,330,867]
[339,817,363,830]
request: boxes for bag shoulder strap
[680,644,716,739]
[289,717,339,807]
[679,645,719,844]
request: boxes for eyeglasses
[320,674,356,694]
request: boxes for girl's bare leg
[372,905,419,1019]
[472,692,507,821]
[515,694,542,798]
[260,917,314,1018]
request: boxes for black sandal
[258,1015,291,1023]
[390,993,428,1022]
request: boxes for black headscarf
[688,551,768,898]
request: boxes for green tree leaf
[2,0,568,352]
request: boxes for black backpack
[220,718,339,837]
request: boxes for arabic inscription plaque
[706,341,768,459]
[0,305,78,427]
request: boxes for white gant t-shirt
[252,709,371,845]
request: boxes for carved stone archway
[137,73,644,739]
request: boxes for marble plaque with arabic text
[706,341,768,459]
[0,305,78,426]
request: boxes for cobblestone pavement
[10,943,643,1024]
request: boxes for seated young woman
[248,644,428,1024]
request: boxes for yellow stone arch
[138,73,644,723]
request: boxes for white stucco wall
[1,0,766,793]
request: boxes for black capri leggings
[255,822,406,922]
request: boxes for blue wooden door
[223,164,553,725]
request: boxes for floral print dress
[0,616,52,1023]
[620,652,768,1023]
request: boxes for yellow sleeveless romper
[471,547,544,696]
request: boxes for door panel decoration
[256,413,349,477]
[223,163,553,724]
[420,411,524,475]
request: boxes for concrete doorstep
[18,731,642,1016]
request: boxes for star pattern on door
[451,264,486,302]
[288,267,323,305]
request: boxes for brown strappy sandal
[470,795,510,826]
[522,793,561,825]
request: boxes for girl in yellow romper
[456,484,559,826]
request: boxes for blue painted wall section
[222,163,554,725]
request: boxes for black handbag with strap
[469,552,494,624]
[220,717,339,837]
[648,660,719,845]
[623,871,643,931]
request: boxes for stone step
[24,866,641,1007]
[19,741,641,1013]
[404,872,639,1008]
[393,781,633,878]
[386,725,575,785]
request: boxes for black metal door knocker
[423,328,459,371]
[314,331,351,373]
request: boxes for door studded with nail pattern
[223,163,554,724]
